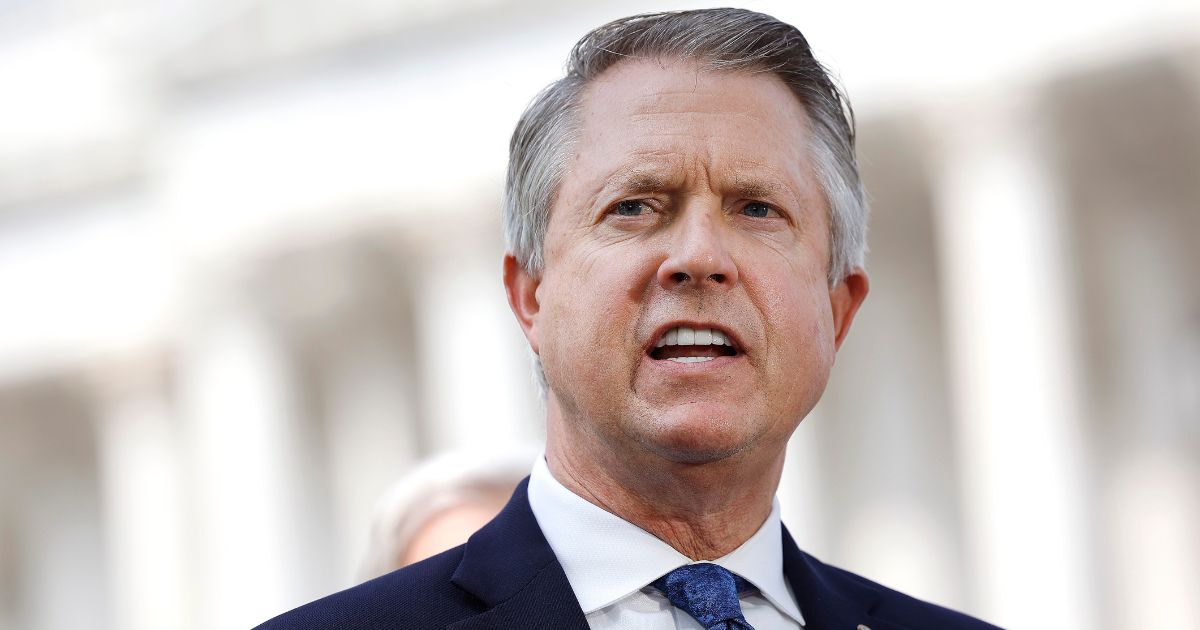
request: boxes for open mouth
[649,326,740,364]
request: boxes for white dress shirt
[527,457,805,629]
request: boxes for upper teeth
[655,326,732,348]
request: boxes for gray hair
[357,446,540,580]
[504,7,868,285]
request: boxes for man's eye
[614,200,651,216]
[741,202,775,218]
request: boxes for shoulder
[252,545,481,630]
[818,558,1003,630]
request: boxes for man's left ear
[829,268,869,351]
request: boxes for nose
[656,209,739,290]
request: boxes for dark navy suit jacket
[256,479,1001,629]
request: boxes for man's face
[506,58,867,466]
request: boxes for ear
[503,253,542,354]
[829,268,869,351]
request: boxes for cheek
[538,247,649,373]
[760,269,837,376]
[758,286,836,425]
[562,239,656,313]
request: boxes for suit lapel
[449,478,911,630]
[448,478,589,630]
[781,526,909,630]
[448,560,590,630]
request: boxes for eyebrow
[592,165,797,209]
[729,176,784,201]
[602,168,674,196]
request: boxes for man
[257,8,1000,629]
[358,447,537,578]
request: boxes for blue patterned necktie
[651,563,756,630]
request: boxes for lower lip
[642,353,744,373]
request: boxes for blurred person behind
[358,446,539,580]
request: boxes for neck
[544,414,784,560]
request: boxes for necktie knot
[651,563,755,630]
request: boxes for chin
[631,403,765,465]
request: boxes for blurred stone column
[410,223,542,453]
[89,352,189,630]
[0,381,111,630]
[1045,55,1200,630]
[259,236,427,583]
[319,328,420,580]
[175,292,312,629]
[927,94,1095,629]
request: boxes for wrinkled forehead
[562,57,822,208]
[577,56,811,130]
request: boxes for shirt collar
[527,456,805,625]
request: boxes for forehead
[564,58,819,201]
